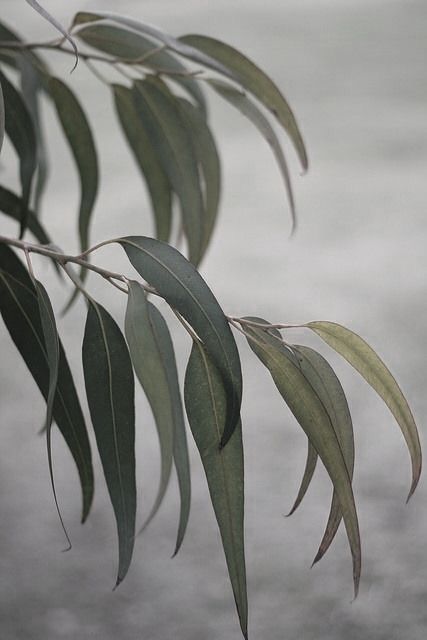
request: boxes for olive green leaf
[185,341,247,639]
[179,34,308,171]
[292,344,354,564]
[0,244,94,522]
[119,236,242,447]
[112,84,172,243]
[243,318,361,596]
[48,77,98,255]
[0,20,48,75]
[0,69,37,236]
[77,22,206,112]
[0,79,4,154]
[307,321,422,500]
[83,300,136,587]
[24,0,78,71]
[177,97,221,254]
[207,79,295,231]
[287,440,318,516]
[132,79,205,266]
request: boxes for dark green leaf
[83,300,136,586]
[119,236,242,447]
[287,440,318,516]
[0,20,48,74]
[0,244,94,522]
[179,34,308,171]
[208,79,295,231]
[243,318,360,596]
[185,342,247,638]
[132,79,205,266]
[48,77,98,255]
[0,79,4,153]
[307,321,422,500]
[292,344,354,565]
[0,69,37,236]
[113,84,172,242]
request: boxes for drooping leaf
[0,20,48,75]
[119,236,242,447]
[0,185,53,246]
[307,321,422,500]
[179,34,308,171]
[112,84,172,242]
[33,278,71,548]
[82,300,136,586]
[208,79,295,231]
[77,22,206,112]
[287,440,318,516]
[242,317,361,596]
[0,79,4,153]
[48,77,98,255]
[292,344,354,564]
[125,281,174,531]
[177,97,221,254]
[0,244,94,521]
[132,79,205,265]
[24,0,78,70]
[185,341,247,638]
[0,69,37,236]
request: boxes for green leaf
[207,79,295,231]
[185,341,247,638]
[48,77,98,255]
[243,317,361,596]
[179,34,308,171]
[34,279,71,548]
[292,344,354,564]
[287,440,318,516]
[119,236,242,447]
[0,20,48,75]
[112,84,172,242]
[177,97,221,254]
[82,300,136,586]
[132,79,205,265]
[24,0,78,71]
[77,23,206,113]
[307,321,422,500]
[0,244,94,522]
[125,281,174,531]
[0,79,4,154]
[0,69,37,236]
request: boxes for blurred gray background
[1,1,427,638]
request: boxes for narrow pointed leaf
[24,0,78,70]
[287,440,318,516]
[0,20,48,75]
[243,318,360,596]
[177,97,221,254]
[208,79,295,231]
[307,321,422,500]
[0,244,94,521]
[132,80,205,265]
[292,345,354,564]
[0,69,37,236]
[77,23,206,112]
[48,77,98,255]
[185,342,247,638]
[113,84,172,242]
[83,300,136,586]
[119,236,242,447]
[0,80,4,153]
[180,34,308,171]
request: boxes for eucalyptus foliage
[0,6,421,638]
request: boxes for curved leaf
[179,34,308,171]
[185,341,247,638]
[83,300,136,587]
[132,79,205,265]
[287,440,318,516]
[0,80,4,154]
[307,321,422,500]
[119,236,242,447]
[0,244,94,521]
[48,77,98,255]
[0,69,37,236]
[112,84,172,242]
[243,318,361,596]
[208,79,295,231]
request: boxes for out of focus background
[1,1,426,638]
